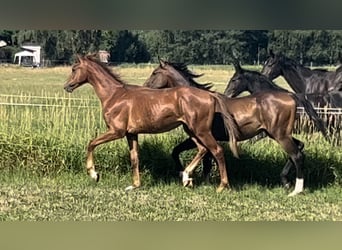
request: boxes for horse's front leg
[86,129,122,182]
[125,133,140,192]
[182,142,208,188]
[171,138,197,174]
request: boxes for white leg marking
[288,178,304,197]
[181,171,193,187]
[89,169,98,180]
[125,185,136,192]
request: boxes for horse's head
[224,60,249,97]
[144,59,211,90]
[261,50,283,80]
[64,55,89,93]
[143,59,175,89]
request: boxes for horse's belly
[127,119,182,134]
[236,117,263,140]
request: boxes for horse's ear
[88,52,98,59]
[269,49,275,58]
[232,58,243,73]
[76,54,83,63]
[159,58,166,68]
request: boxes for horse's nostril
[64,84,74,93]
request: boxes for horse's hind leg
[280,138,304,188]
[280,138,304,187]
[280,160,293,189]
[202,153,213,184]
[182,141,208,187]
[171,138,197,175]
[277,136,304,196]
[172,138,213,183]
[189,134,229,192]
[125,133,141,192]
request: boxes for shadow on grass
[136,140,339,191]
[3,135,338,192]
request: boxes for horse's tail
[212,92,240,158]
[292,93,329,140]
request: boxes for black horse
[261,50,342,108]
[144,60,328,196]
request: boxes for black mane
[165,61,213,90]
[85,54,126,85]
[244,68,285,91]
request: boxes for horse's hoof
[288,190,303,197]
[283,183,291,190]
[125,185,138,192]
[89,170,100,182]
[185,179,193,187]
[216,184,229,193]
[183,179,193,187]
[181,171,193,187]
[288,178,304,197]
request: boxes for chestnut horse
[144,59,327,196]
[63,55,239,192]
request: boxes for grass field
[0,64,341,221]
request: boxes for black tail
[292,93,329,140]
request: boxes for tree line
[1,30,342,66]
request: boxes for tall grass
[0,92,341,187]
[0,65,341,221]
[0,65,341,185]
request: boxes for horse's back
[119,86,217,134]
[233,91,296,134]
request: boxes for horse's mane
[85,54,126,85]
[244,68,285,91]
[280,55,302,69]
[165,61,213,90]
[277,54,323,79]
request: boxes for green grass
[0,64,341,221]
[0,171,341,221]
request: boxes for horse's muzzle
[64,83,77,93]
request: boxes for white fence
[296,107,342,115]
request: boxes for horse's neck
[170,76,191,87]
[248,75,285,94]
[281,65,308,93]
[88,70,124,104]
[167,68,192,87]
[266,82,285,92]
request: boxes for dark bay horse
[63,55,239,192]
[224,60,328,138]
[144,60,326,196]
[261,50,342,108]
